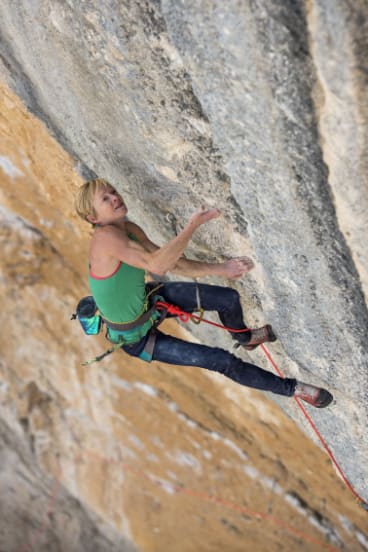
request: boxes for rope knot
[156,300,189,320]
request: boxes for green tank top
[88,261,146,323]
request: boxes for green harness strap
[82,342,124,366]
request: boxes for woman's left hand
[219,257,255,279]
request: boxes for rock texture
[0,417,136,552]
[0,1,368,551]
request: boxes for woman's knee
[220,287,240,310]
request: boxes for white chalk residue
[155,478,177,495]
[0,156,24,178]
[151,435,164,448]
[109,376,132,391]
[147,453,159,463]
[109,378,158,397]
[337,514,353,535]
[128,434,145,450]
[223,437,248,461]
[167,450,202,474]
[356,530,368,550]
[134,382,158,397]
[120,446,137,460]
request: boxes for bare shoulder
[125,220,147,239]
[91,225,129,252]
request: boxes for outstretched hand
[179,208,254,279]
[219,257,255,279]
[187,205,221,228]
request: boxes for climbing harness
[72,296,249,365]
[72,284,168,365]
[72,280,252,366]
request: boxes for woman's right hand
[187,205,221,228]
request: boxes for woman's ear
[86,213,98,224]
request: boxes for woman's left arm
[172,256,254,279]
[126,221,254,280]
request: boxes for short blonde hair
[75,178,111,222]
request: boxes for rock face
[0,1,368,551]
[0,417,136,552]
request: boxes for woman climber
[75,178,333,408]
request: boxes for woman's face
[89,185,128,225]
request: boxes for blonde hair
[75,178,111,222]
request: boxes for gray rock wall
[0,0,367,522]
[161,0,368,491]
[0,417,136,552]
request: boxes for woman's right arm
[97,206,221,275]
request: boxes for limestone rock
[0,1,368,550]
[0,417,136,552]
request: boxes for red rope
[261,344,368,510]
[156,300,368,511]
[155,300,251,332]
[16,448,344,552]
[83,450,342,552]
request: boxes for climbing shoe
[244,324,277,350]
[294,381,333,408]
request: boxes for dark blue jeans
[122,282,296,397]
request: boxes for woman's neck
[96,217,127,230]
